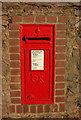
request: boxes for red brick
[24,16,34,22]
[10,84,20,89]
[10,91,20,97]
[10,69,20,75]
[56,61,65,67]
[57,24,66,30]
[56,39,66,45]
[56,46,65,52]
[9,47,19,53]
[51,104,58,112]
[16,105,22,113]
[45,105,50,112]
[9,31,19,38]
[37,105,43,113]
[10,105,15,113]
[58,16,68,23]
[12,16,22,22]
[11,98,21,104]
[47,16,57,23]
[11,76,20,82]
[56,90,64,95]
[10,61,20,68]
[56,69,65,75]
[30,106,36,113]
[10,54,19,60]
[23,105,28,113]
[56,54,65,60]
[36,16,45,23]
[56,76,64,82]
[59,104,65,112]
[56,97,64,102]
[56,83,64,89]
[57,32,66,38]
[9,24,19,30]
[9,39,19,46]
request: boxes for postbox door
[25,49,51,104]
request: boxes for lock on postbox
[20,24,55,104]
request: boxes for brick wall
[2,2,80,119]
[8,15,67,116]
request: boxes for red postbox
[20,24,55,104]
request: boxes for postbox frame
[20,24,55,104]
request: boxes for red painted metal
[20,24,55,104]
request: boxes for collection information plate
[31,50,44,70]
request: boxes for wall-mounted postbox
[20,24,55,104]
